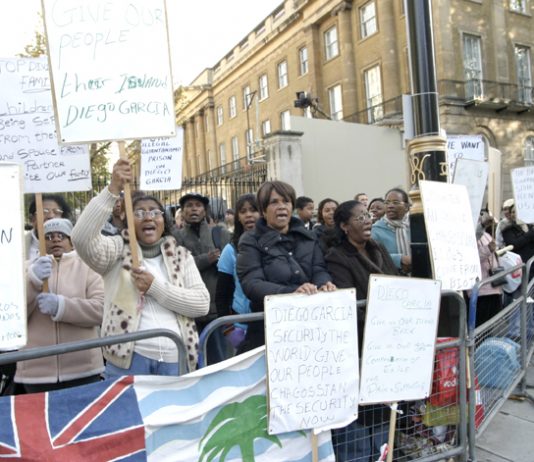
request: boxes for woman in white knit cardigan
[72,159,209,377]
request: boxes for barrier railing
[0,329,188,376]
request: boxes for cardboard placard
[265,289,359,435]
[0,164,27,350]
[140,126,183,190]
[446,134,485,180]
[452,158,489,229]
[0,57,90,193]
[421,180,482,290]
[42,0,175,144]
[359,276,441,404]
[511,166,534,224]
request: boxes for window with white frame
[324,26,339,60]
[216,106,223,126]
[525,136,534,166]
[231,136,239,161]
[515,45,533,104]
[259,74,269,100]
[299,47,309,75]
[262,119,271,136]
[360,1,377,38]
[463,34,484,99]
[364,65,384,123]
[219,143,226,171]
[277,61,288,88]
[245,129,254,156]
[229,96,237,118]
[280,110,291,130]
[510,0,527,13]
[243,85,253,110]
[328,85,344,121]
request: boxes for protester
[324,200,397,461]
[368,197,385,223]
[72,159,209,376]
[313,197,339,251]
[15,218,104,393]
[353,192,369,207]
[174,207,184,231]
[173,191,231,364]
[495,198,514,248]
[101,195,125,236]
[371,188,411,274]
[500,201,534,278]
[224,208,235,234]
[215,194,260,350]
[295,196,315,230]
[237,181,336,352]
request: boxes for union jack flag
[0,376,146,461]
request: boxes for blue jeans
[104,352,179,378]
[332,420,389,462]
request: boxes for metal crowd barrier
[0,328,188,376]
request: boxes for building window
[525,136,534,166]
[243,85,253,109]
[299,47,309,75]
[231,136,239,161]
[245,129,254,157]
[216,106,223,126]
[277,61,288,88]
[259,74,269,100]
[515,45,533,104]
[328,85,344,121]
[360,1,377,38]
[324,26,339,60]
[229,96,237,118]
[219,143,226,172]
[463,34,484,100]
[280,110,291,130]
[510,0,527,13]
[364,65,384,123]
[262,119,271,136]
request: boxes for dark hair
[323,200,362,249]
[317,198,339,225]
[296,196,313,210]
[232,194,259,247]
[385,187,410,204]
[131,192,172,237]
[256,181,296,215]
[368,197,384,208]
[29,194,71,219]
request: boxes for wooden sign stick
[386,402,398,462]
[35,193,49,293]
[118,141,140,269]
[311,432,319,462]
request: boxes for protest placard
[452,158,489,228]
[140,127,183,190]
[0,57,90,193]
[421,180,481,290]
[511,166,534,224]
[0,164,27,350]
[447,134,485,180]
[43,0,176,144]
[359,276,441,404]
[265,289,359,435]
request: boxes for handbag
[488,263,506,287]
[497,251,523,294]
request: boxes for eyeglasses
[41,208,63,217]
[353,212,373,223]
[45,232,68,241]
[384,200,405,206]
[133,209,164,220]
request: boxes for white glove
[37,293,60,317]
[31,256,52,282]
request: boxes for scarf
[384,215,411,257]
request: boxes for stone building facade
[175,0,534,198]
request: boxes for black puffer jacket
[236,217,331,350]
[501,221,534,269]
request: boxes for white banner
[511,166,534,224]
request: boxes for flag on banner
[0,348,335,462]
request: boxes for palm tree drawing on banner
[199,394,302,462]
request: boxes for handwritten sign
[359,276,440,404]
[421,180,481,290]
[447,134,485,180]
[0,164,27,350]
[265,290,359,434]
[452,158,489,228]
[511,166,534,224]
[0,57,90,193]
[43,0,175,144]
[140,127,183,190]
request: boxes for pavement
[475,355,534,462]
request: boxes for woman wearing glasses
[72,159,209,377]
[371,188,411,274]
[324,200,398,462]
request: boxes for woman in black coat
[501,203,534,276]
[324,200,398,462]
[236,181,335,352]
